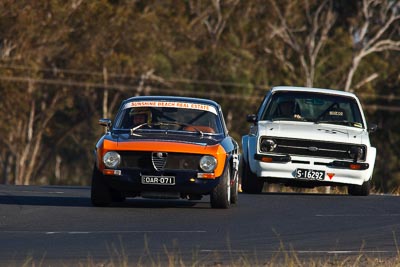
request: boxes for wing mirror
[367,123,377,133]
[246,114,257,123]
[99,118,112,130]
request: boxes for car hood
[109,131,223,147]
[258,121,370,144]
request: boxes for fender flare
[224,153,239,183]
[241,135,250,165]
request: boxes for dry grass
[13,238,400,267]
[14,255,400,267]
[390,187,400,196]
[81,250,400,267]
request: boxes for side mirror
[99,118,112,129]
[367,123,377,133]
[246,114,257,123]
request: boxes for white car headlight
[103,151,121,168]
[348,146,365,161]
[199,155,217,172]
[260,138,277,152]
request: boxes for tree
[344,0,400,91]
[265,0,336,87]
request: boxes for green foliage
[0,0,399,191]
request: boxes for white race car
[241,86,377,195]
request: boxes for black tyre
[91,165,112,206]
[210,164,231,209]
[241,158,264,194]
[348,180,371,196]
[111,191,126,202]
[230,168,239,204]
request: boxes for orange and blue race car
[91,96,240,208]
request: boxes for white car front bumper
[251,152,376,186]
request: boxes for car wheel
[348,180,371,196]
[210,164,231,209]
[91,165,112,206]
[230,169,239,204]
[241,159,264,194]
[111,191,126,203]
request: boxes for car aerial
[91,96,240,208]
[242,86,377,195]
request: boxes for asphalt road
[0,185,399,266]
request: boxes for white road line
[2,230,206,234]
[46,232,90,235]
[200,250,394,254]
[315,214,400,217]
[297,250,393,254]
[2,190,65,194]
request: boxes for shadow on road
[110,198,203,209]
[256,192,348,197]
[0,195,91,207]
[0,194,208,209]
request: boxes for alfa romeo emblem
[152,152,168,171]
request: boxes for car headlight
[103,151,121,168]
[348,146,365,161]
[260,138,277,152]
[199,155,217,172]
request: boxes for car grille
[260,137,366,160]
[152,152,167,171]
[119,151,201,171]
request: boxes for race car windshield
[115,105,223,134]
[261,91,364,128]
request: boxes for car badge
[152,152,168,171]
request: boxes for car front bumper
[251,154,373,186]
[100,168,220,196]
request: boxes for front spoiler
[100,169,220,195]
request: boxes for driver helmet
[129,107,152,126]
